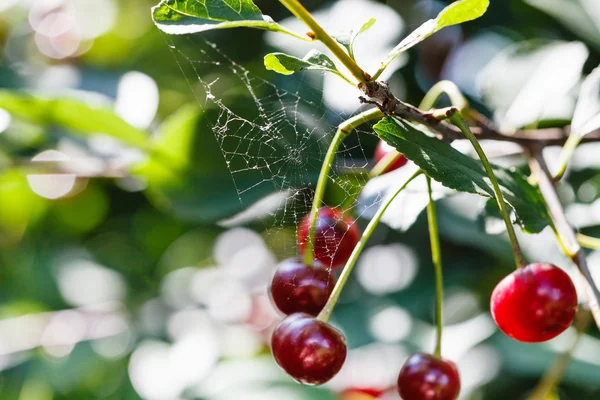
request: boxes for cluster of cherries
[269,141,579,399]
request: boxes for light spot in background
[245,294,278,331]
[443,32,513,97]
[0,109,11,134]
[170,330,220,389]
[205,278,252,323]
[220,325,263,359]
[443,289,481,324]
[167,309,215,341]
[578,181,597,203]
[413,313,496,362]
[29,0,117,59]
[369,306,412,343]
[116,176,148,192]
[0,314,48,356]
[192,357,281,399]
[224,244,276,292]
[27,150,76,199]
[57,259,126,307]
[357,244,418,295]
[328,343,407,392]
[115,72,159,130]
[41,310,86,357]
[129,341,181,400]
[34,64,81,90]
[190,267,226,306]
[0,0,19,12]
[161,267,199,309]
[90,315,133,359]
[213,228,265,266]
[457,345,502,396]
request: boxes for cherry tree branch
[359,81,600,146]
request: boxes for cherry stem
[317,169,424,322]
[426,176,444,358]
[277,0,368,83]
[553,133,582,181]
[303,108,384,266]
[527,310,592,400]
[449,113,526,270]
[576,233,600,250]
[418,80,469,111]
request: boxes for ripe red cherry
[269,258,335,317]
[490,262,578,343]
[373,140,407,173]
[397,353,460,400]
[271,313,347,385]
[298,207,360,268]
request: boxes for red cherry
[490,262,578,343]
[269,258,335,317]
[397,353,460,400]
[297,207,360,268]
[373,140,407,173]
[271,313,347,385]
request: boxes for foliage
[1,0,600,399]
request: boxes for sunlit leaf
[377,0,489,75]
[526,0,600,51]
[478,40,588,131]
[571,65,600,137]
[373,117,551,233]
[264,50,346,81]
[152,0,306,39]
[333,18,376,60]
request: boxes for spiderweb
[165,33,392,267]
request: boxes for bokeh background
[1,0,600,399]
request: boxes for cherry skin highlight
[373,140,407,173]
[271,313,347,385]
[269,258,335,317]
[397,353,460,400]
[490,262,578,343]
[298,207,360,268]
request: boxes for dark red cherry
[297,207,360,268]
[373,140,407,173]
[269,258,335,316]
[397,353,460,400]
[271,313,347,385]
[490,262,578,343]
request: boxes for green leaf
[152,0,306,39]
[264,50,346,81]
[0,90,151,150]
[478,40,588,131]
[525,0,600,51]
[333,18,376,60]
[377,0,489,75]
[571,65,600,138]
[373,117,551,233]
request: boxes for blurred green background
[1,0,600,399]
